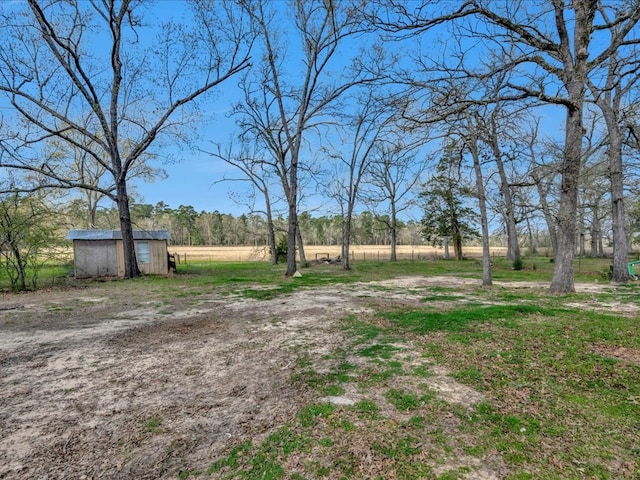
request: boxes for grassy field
[1,256,639,479]
[186,260,638,479]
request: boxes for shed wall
[73,240,119,278]
[116,240,168,276]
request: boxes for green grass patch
[385,388,422,411]
[297,403,336,428]
[381,304,557,334]
[143,415,162,433]
[357,343,401,359]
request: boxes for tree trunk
[549,1,595,294]
[9,237,26,291]
[526,218,536,255]
[89,198,98,229]
[489,120,519,262]
[286,202,297,276]
[285,151,298,276]
[533,173,558,257]
[453,226,463,261]
[550,103,582,293]
[296,225,306,266]
[389,201,397,262]
[603,107,630,281]
[265,200,278,265]
[590,214,599,257]
[469,126,492,286]
[527,133,558,257]
[342,214,352,270]
[116,180,140,279]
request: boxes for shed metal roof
[66,230,170,241]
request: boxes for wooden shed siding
[73,240,119,278]
[116,241,125,277]
[116,240,168,276]
[146,240,169,274]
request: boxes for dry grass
[169,245,510,262]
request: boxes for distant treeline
[61,201,552,251]
[65,201,424,247]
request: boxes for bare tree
[466,0,640,293]
[326,89,397,269]
[465,112,492,286]
[0,0,251,278]
[364,138,429,262]
[482,104,522,263]
[524,121,560,256]
[209,141,283,264]
[374,0,640,293]
[236,0,380,276]
[586,13,640,280]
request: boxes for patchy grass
[206,279,640,479]
[6,254,639,478]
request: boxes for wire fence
[168,245,511,263]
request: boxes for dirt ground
[0,276,619,479]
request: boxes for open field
[0,260,638,479]
[48,245,512,266]
[168,245,511,263]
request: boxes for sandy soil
[0,275,625,479]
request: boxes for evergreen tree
[419,143,479,260]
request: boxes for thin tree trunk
[296,225,306,266]
[590,212,599,257]
[527,128,558,256]
[603,108,630,281]
[469,122,492,286]
[453,226,463,261]
[489,118,519,262]
[526,218,536,255]
[342,214,352,270]
[389,201,397,262]
[9,235,26,291]
[265,201,277,265]
[533,173,558,256]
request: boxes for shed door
[74,240,119,278]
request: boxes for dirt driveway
[0,276,611,479]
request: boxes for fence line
[169,245,510,263]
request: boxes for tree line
[64,201,428,248]
[1,1,640,293]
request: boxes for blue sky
[129,1,250,215]
[137,152,243,214]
